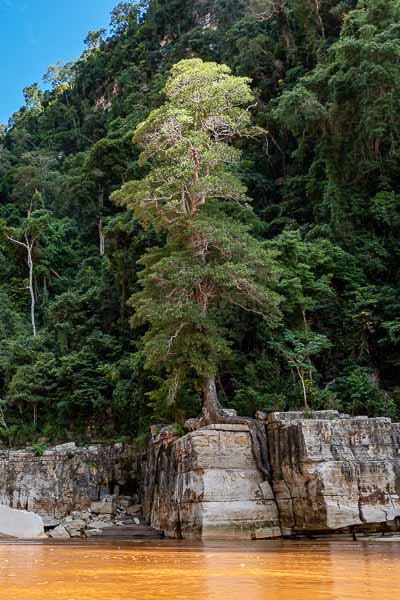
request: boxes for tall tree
[4,204,50,338]
[113,58,281,443]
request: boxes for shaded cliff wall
[143,412,400,539]
[0,443,137,526]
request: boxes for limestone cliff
[142,424,280,539]
[143,411,400,539]
[266,411,400,535]
[2,412,400,541]
[0,442,137,527]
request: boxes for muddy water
[0,539,399,600]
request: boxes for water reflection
[0,539,398,599]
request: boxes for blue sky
[0,0,118,123]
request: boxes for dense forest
[0,0,399,446]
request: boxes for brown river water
[0,539,399,600]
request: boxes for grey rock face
[0,443,137,524]
[3,412,400,541]
[142,411,400,540]
[143,423,281,540]
[267,411,400,535]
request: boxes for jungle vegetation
[0,0,399,445]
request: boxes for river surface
[0,539,399,599]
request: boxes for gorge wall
[143,411,400,539]
[141,424,281,539]
[1,411,400,540]
[0,442,137,527]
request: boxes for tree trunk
[202,376,223,421]
[26,239,37,337]
[98,217,105,257]
[313,0,325,39]
[98,189,105,256]
[297,367,309,409]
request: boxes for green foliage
[333,367,397,418]
[31,441,48,457]
[113,58,281,405]
[0,0,399,446]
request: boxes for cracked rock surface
[266,412,400,535]
[142,424,281,540]
[0,443,138,527]
[143,412,400,539]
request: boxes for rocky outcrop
[143,412,400,539]
[143,423,280,539]
[46,495,157,539]
[3,412,400,541]
[266,411,400,535]
[0,442,137,527]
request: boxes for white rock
[87,520,113,529]
[0,505,45,539]
[91,501,113,515]
[65,519,85,531]
[48,525,70,539]
[54,442,76,451]
[41,516,60,528]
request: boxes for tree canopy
[0,0,399,445]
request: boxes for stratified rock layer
[143,424,281,539]
[267,412,400,535]
[0,443,137,526]
[2,412,400,540]
[143,412,400,539]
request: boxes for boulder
[87,520,113,529]
[65,519,85,531]
[0,505,45,539]
[41,516,60,528]
[55,442,76,452]
[49,525,70,538]
[90,501,114,515]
